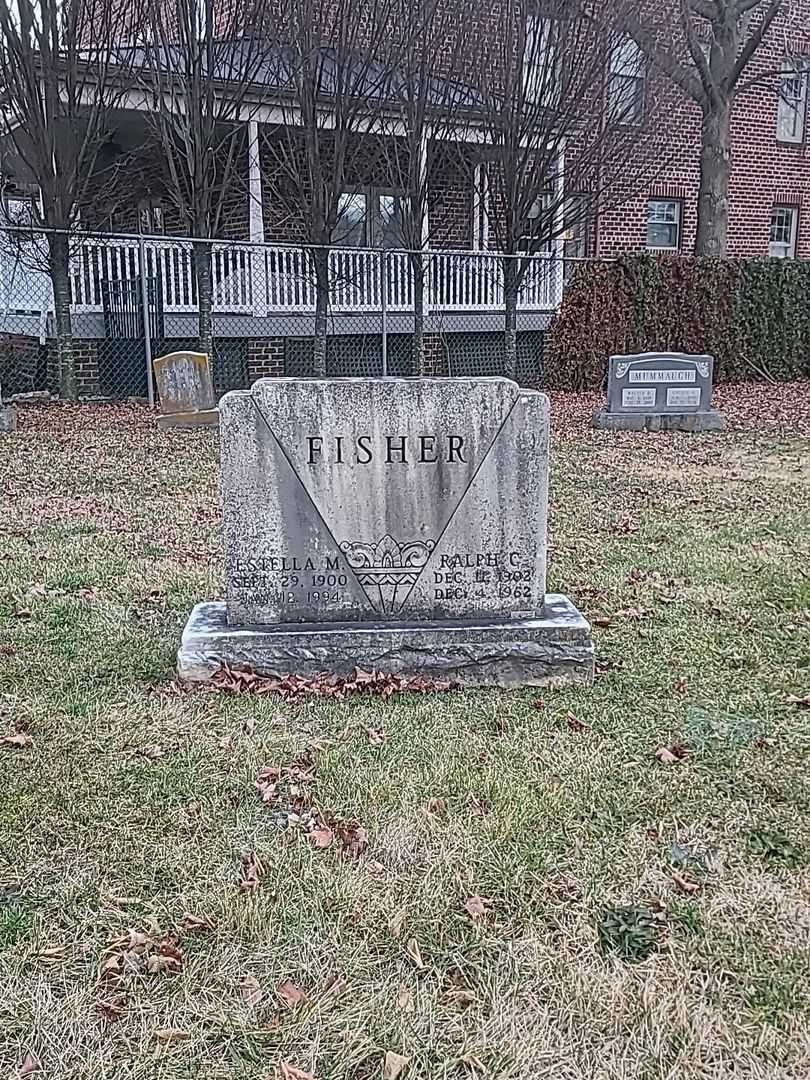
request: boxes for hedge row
[545,254,810,390]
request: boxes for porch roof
[100,37,487,113]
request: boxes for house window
[377,193,406,249]
[646,199,681,250]
[777,60,808,142]
[336,192,368,246]
[769,206,798,257]
[138,198,164,234]
[336,190,407,248]
[518,193,554,252]
[2,196,36,228]
[608,38,645,124]
[524,18,559,107]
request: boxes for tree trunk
[411,253,425,376]
[503,258,519,381]
[695,99,732,257]
[193,241,214,362]
[312,248,329,377]
[48,233,76,400]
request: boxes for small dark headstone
[593,352,726,432]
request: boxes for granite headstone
[153,351,218,429]
[593,352,726,431]
[178,377,594,687]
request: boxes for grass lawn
[1,386,810,1080]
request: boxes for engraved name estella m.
[306,434,467,465]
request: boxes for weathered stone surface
[221,378,549,627]
[153,351,215,415]
[157,407,220,430]
[177,595,594,688]
[0,404,16,433]
[593,409,727,432]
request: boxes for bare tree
[137,0,271,359]
[619,0,784,256]
[373,0,480,374]
[0,0,129,399]
[259,0,415,376]
[475,0,647,379]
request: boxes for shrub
[545,254,810,390]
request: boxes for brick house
[1,0,809,397]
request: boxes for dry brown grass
[0,391,809,1079]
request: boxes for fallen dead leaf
[139,743,164,761]
[153,1028,191,1043]
[278,979,306,1008]
[182,912,216,932]
[464,895,491,920]
[279,1063,314,1080]
[396,984,414,1012]
[785,693,810,709]
[444,987,477,1008]
[389,910,406,938]
[99,953,122,978]
[240,973,263,1006]
[383,1051,410,1080]
[95,998,126,1021]
[309,825,333,849]
[365,726,387,745]
[320,974,348,1004]
[239,850,264,891]
[18,1052,39,1077]
[331,818,368,859]
[0,732,33,748]
[655,744,687,765]
[671,870,700,894]
[37,944,67,959]
[243,716,257,735]
[405,937,425,969]
[424,797,448,817]
[565,712,591,733]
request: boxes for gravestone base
[157,408,220,430]
[592,409,727,433]
[0,405,17,433]
[177,594,594,688]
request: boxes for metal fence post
[137,234,155,407]
[380,247,388,377]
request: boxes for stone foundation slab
[177,594,594,689]
[592,410,727,432]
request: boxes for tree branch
[619,11,705,102]
[731,0,783,85]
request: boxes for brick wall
[247,337,286,381]
[44,340,100,397]
[593,1,810,259]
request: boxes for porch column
[552,144,565,308]
[247,119,268,316]
[472,162,489,250]
[419,128,430,248]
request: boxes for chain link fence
[0,228,573,402]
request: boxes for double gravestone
[178,377,593,688]
[593,352,726,432]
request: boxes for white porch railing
[0,235,564,318]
